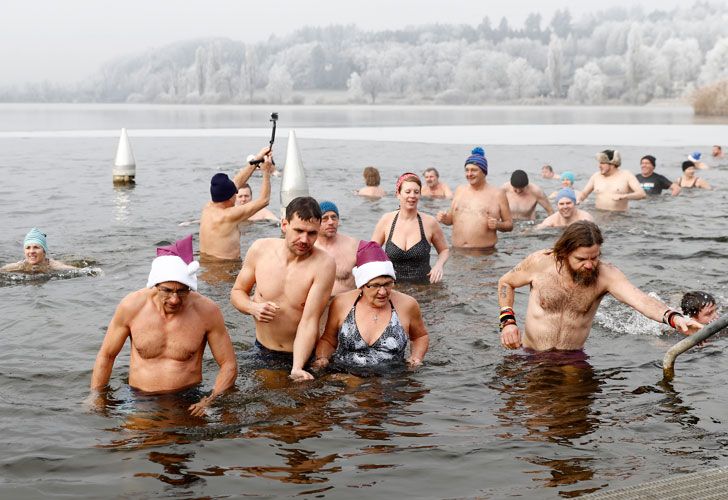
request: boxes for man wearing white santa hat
[91,235,237,416]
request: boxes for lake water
[1,104,727,498]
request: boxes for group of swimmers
[2,142,722,416]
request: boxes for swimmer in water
[681,291,720,335]
[1,228,76,273]
[235,183,279,222]
[502,170,554,221]
[536,188,592,229]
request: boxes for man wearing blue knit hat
[1,228,76,273]
[314,201,359,295]
[437,147,513,249]
[537,188,593,229]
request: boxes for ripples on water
[1,108,727,498]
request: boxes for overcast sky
[0,0,715,85]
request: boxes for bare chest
[594,175,630,194]
[255,259,314,308]
[129,313,206,361]
[533,274,602,316]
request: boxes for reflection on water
[113,184,133,223]
[490,352,603,494]
[95,369,430,487]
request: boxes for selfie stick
[249,112,278,166]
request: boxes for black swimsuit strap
[386,211,400,244]
[386,211,426,247]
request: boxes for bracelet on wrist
[662,309,683,329]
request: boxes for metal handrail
[663,313,728,379]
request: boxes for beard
[568,263,600,287]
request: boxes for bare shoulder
[190,292,223,316]
[246,237,280,257]
[330,289,358,314]
[519,249,552,271]
[340,233,359,250]
[312,246,336,270]
[116,288,151,317]
[390,290,419,312]
[597,260,626,281]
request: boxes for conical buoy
[113,128,136,184]
[280,130,309,210]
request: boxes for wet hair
[363,166,381,186]
[396,173,422,193]
[511,170,529,188]
[542,165,553,173]
[550,221,603,272]
[682,160,695,172]
[423,167,440,178]
[239,183,252,196]
[641,155,656,168]
[680,291,716,318]
[285,196,322,222]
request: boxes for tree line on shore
[2,2,728,112]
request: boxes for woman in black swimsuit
[676,160,712,190]
[370,173,450,283]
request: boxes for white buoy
[280,130,309,213]
[113,128,136,184]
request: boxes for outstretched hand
[290,368,314,382]
[188,395,214,417]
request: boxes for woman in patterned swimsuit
[371,172,449,283]
[312,241,429,372]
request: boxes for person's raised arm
[577,174,595,204]
[91,297,133,390]
[497,252,539,349]
[48,259,76,271]
[0,261,23,272]
[290,255,336,381]
[604,263,701,335]
[188,304,238,417]
[233,146,271,188]
[428,216,450,283]
[436,191,457,225]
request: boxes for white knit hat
[352,240,396,289]
[146,255,200,291]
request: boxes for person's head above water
[23,227,49,265]
[465,147,488,175]
[560,171,575,186]
[210,173,238,203]
[682,160,696,172]
[510,170,529,192]
[681,291,718,324]
[363,166,381,187]
[24,228,48,254]
[640,155,657,176]
[596,149,621,168]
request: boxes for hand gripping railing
[663,313,728,379]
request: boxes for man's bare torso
[125,290,211,392]
[522,252,606,350]
[451,184,502,248]
[592,170,635,211]
[252,239,331,350]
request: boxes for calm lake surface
[1,104,727,498]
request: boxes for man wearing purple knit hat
[91,235,237,417]
[437,147,513,249]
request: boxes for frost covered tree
[568,62,606,104]
[265,64,293,103]
[361,68,385,104]
[546,35,564,97]
[625,23,650,102]
[699,37,728,85]
[240,45,259,103]
[506,58,540,99]
[346,72,366,103]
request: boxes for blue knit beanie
[555,188,577,204]
[319,201,339,217]
[465,147,488,175]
